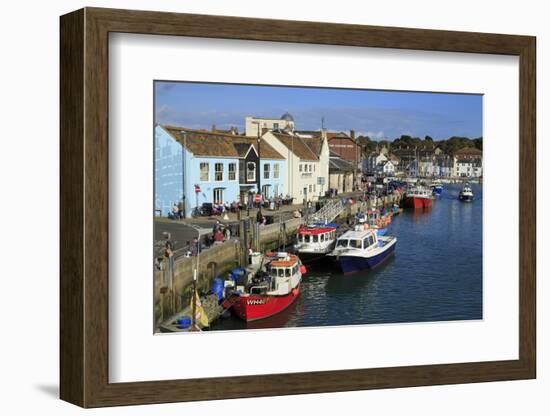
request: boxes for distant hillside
[357,134,482,156]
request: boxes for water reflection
[209,184,482,331]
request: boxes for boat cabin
[296,226,337,245]
[335,230,378,251]
[246,253,301,296]
[407,187,431,197]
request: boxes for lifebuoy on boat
[299,264,307,275]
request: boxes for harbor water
[209,183,482,331]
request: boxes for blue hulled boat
[328,229,397,274]
[431,184,444,196]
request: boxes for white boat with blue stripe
[328,228,397,275]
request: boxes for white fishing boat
[294,224,338,263]
[328,229,397,274]
[458,183,474,202]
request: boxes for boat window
[304,234,311,243]
[312,235,318,243]
[350,239,362,249]
[337,239,348,247]
[285,268,292,277]
[363,237,370,248]
[369,236,375,246]
[293,265,298,275]
[277,268,284,277]
[320,234,325,242]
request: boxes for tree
[356,135,377,156]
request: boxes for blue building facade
[259,159,286,199]
[154,126,183,216]
[155,125,287,218]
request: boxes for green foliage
[356,135,377,156]
[473,137,483,150]
[355,133,482,156]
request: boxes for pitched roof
[301,136,323,156]
[161,125,284,160]
[329,157,354,172]
[454,147,482,156]
[326,131,351,140]
[230,136,285,160]
[295,130,322,137]
[271,132,319,161]
[162,126,240,157]
[233,142,255,158]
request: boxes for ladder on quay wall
[308,199,345,225]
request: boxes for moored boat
[294,224,337,263]
[458,183,474,202]
[431,184,444,196]
[229,252,303,322]
[328,229,397,274]
[404,186,433,209]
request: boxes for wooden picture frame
[60,7,536,408]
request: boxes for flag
[190,290,209,328]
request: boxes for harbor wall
[154,239,241,326]
[154,192,403,327]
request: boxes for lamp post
[191,227,200,331]
[252,121,262,217]
[181,131,187,218]
[257,130,262,217]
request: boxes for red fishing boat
[404,186,433,209]
[230,253,304,322]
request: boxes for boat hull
[232,286,300,322]
[404,196,433,209]
[338,241,396,274]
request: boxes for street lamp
[191,226,201,331]
[251,121,262,218]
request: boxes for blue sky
[155,81,482,140]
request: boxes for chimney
[212,124,216,132]
[320,128,327,140]
[350,129,356,140]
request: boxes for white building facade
[453,147,483,178]
[262,130,329,202]
[245,112,295,137]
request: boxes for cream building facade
[245,112,295,137]
[262,130,330,202]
